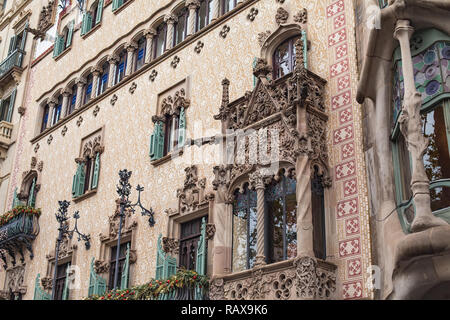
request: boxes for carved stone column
[61,88,71,117]
[164,14,177,51]
[47,98,57,128]
[393,20,447,232]
[212,165,232,275]
[296,156,314,257]
[75,77,86,110]
[211,0,220,21]
[249,170,266,266]
[186,0,200,36]
[91,66,102,98]
[125,42,137,76]
[143,28,156,64]
[107,55,118,88]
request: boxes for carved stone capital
[164,13,178,24]
[107,54,119,64]
[76,77,87,86]
[91,66,103,76]
[143,28,157,39]
[125,41,138,52]
[186,0,201,9]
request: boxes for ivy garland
[86,269,209,301]
[0,206,42,228]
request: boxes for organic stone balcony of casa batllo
[209,257,337,300]
[0,49,25,85]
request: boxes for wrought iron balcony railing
[0,49,25,81]
[0,211,40,269]
[156,283,208,300]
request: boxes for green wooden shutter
[12,187,19,209]
[66,20,74,48]
[86,12,93,33]
[8,36,17,55]
[20,23,28,51]
[72,169,79,198]
[58,35,65,55]
[252,57,257,87]
[62,264,71,300]
[196,217,207,275]
[155,234,177,280]
[27,177,36,208]
[77,163,86,197]
[6,88,16,123]
[80,13,87,36]
[96,0,104,24]
[178,107,186,148]
[33,274,51,300]
[302,30,308,69]
[88,258,107,296]
[150,122,164,161]
[53,35,61,57]
[112,0,120,11]
[120,243,130,290]
[91,153,100,189]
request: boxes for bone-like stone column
[296,156,314,257]
[75,77,86,110]
[143,28,156,64]
[164,14,177,51]
[186,0,200,37]
[125,42,137,76]
[107,55,118,88]
[249,170,266,266]
[394,20,447,232]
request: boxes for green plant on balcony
[0,206,41,227]
[86,269,209,301]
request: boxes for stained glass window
[232,184,257,272]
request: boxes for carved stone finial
[253,58,272,78]
[275,7,289,25]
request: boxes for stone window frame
[0,264,27,300]
[150,78,191,166]
[163,165,215,275]
[72,127,105,202]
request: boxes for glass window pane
[285,193,297,259]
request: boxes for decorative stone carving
[4,266,27,299]
[219,25,230,38]
[275,7,289,25]
[37,161,44,172]
[100,198,137,241]
[149,70,158,82]
[76,116,83,127]
[94,260,110,274]
[30,157,37,169]
[47,134,53,145]
[41,276,52,290]
[171,55,180,68]
[37,1,55,33]
[156,88,190,120]
[110,94,118,106]
[194,41,204,54]
[293,257,336,299]
[209,278,225,300]
[162,237,179,255]
[34,143,40,153]
[93,105,100,117]
[129,82,137,94]
[176,166,208,214]
[82,134,104,159]
[257,31,272,47]
[247,8,258,21]
[294,8,308,24]
[61,125,68,136]
[206,223,216,240]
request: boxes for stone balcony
[0,121,13,159]
[209,257,337,300]
[0,49,25,87]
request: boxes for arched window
[173,7,189,47]
[232,184,257,272]
[41,104,50,132]
[67,84,77,116]
[265,175,297,263]
[273,36,301,80]
[53,21,74,57]
[163,113,180,156]
[115,49,127,84]
[392,28,450,232]
[196,0,212,32]
[134,37,146,71]
[153,23,167,59]
[83,74,94,105]
[222,0,237,14]
[97,62,109,95]
[52,95,63,125]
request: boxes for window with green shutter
[150,111,186,161]
[91,152,100,189]
[112,0,125,12]
[6,88,16,123]
[33,274,51,300]
[65,20,74,48]
[120,243,130,290]
[88,258,107,296]
[62,264,71,300]
[95,0,104,25]
[155,234,177,280]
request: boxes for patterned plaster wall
[1,0,372,300]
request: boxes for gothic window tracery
[273,36,301,80]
